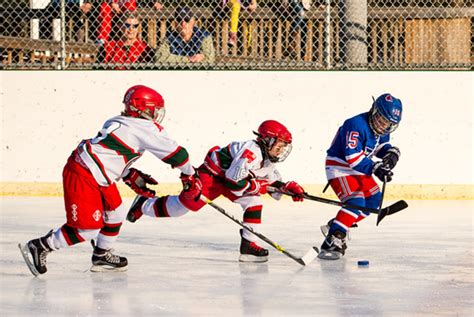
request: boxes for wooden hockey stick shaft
[200,196,318,266]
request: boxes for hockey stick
[200,196,319,266]
[376,177,388,226]
[268,187,408,224]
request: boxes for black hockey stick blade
[377,200,408,226]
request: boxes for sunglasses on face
[124,23,139,29]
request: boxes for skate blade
[317,250,343,260]
[18,243,40,276]
[90,265,128,273]
[239,254,268,263]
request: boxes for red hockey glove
[180,173,203,201]
[123,168,158,198]
[283,181,305,202]
[245,179,270,196]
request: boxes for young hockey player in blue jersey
[318,93,403,260]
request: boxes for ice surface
[1,197,473,316]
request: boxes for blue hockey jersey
[325,112,392,180]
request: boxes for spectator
[41,0,97,41]
[97,0,163,43]
[155,7,215,65]
[97,14,154,65]
[275,0,310,59]
[222,0,257,47]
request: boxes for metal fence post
[60,0,66,69]
[324,0,331,68]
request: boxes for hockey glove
[180,173,203,201]
[245,179,270,196]
[123,168,158,198]
[373,161,393,182]
[282,181,305,202]
[382,147,400,170]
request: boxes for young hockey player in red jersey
[19,85,201,276]
[127,120,305,263]
[318,93,403,260]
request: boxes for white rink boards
[1,197,473,316]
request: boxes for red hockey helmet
[123,85,165,123]
[254,120,293,162]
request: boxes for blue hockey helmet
[369,93,403,135]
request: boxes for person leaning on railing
[96,13,154,66]
[155,7,216,65]
[95,0,163,43]
[276,0,311,58]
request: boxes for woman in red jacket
[97,14,154,66]
[97,0,163,42]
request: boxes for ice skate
[239,229,269,263]
[317,230,347,260]
[19,230,54,276]
[126,195,147,223]
[90,246,128,272]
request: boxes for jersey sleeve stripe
[86,141,112,184]
[325,158,350,168]
[162,146,189,167]
[216,145,233,169]
[98,133,140,164]
[345,151,366,168]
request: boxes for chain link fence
[1,0,472,69]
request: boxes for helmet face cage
[273,141,292,163]
[369,94,402,136]
[369,106,399,135]
[260,136,293,163]
[255,120,293,163]
[127,104,165,123]
[154,107,166,124]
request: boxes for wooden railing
[1,6,472,68]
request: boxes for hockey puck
[357,260,369,266]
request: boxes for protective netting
[1,0,472,69]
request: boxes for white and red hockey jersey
[204,140,282,196]
[77,115,194,186]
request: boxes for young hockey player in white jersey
[318,93,403,260]
[126,120,306,263]
[19,85,202,276]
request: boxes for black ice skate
[239,229,269,263]
[126,195,147,223]
[18,230,54,276]
[90,246,128,272]
[317,230,347,260]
